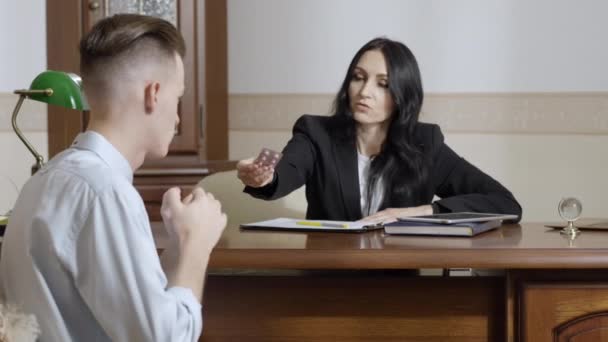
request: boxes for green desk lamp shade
[11,70,88,174]
[23,71,89,110]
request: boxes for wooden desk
[153,222,608,342]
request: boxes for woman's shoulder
[292,114,352,146]
[294,114,334,126]
[414,121,441,134]
[293,114,345,134]
[414,122,444,148]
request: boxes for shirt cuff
[243,171,279,198]
[167,286,203,336]
[431,202,450,214]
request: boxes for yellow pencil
[296,221,348,228]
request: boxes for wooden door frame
[46,0,228,160]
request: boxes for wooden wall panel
[522,282,608,341]
[200,275,505,342]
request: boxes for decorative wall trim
[0,92,47,132]
[229,94,333,131]
[5,91,606,134]
[230,92,608,134]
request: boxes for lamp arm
[11,94,45,173]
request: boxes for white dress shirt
[358,152,384,216]
[0,131,202,341]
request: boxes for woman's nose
[358,81,374,98]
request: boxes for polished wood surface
[150,222,608,341]
[522,282,608,341]
[203,0,229,160]
[555,313,608,342]
[202,275,505,342]
[46,0,87,155]
[152,222,608,269]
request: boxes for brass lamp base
[560,221,580,237]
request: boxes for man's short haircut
[79,14,185,89]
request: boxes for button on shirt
[0,131,202,341]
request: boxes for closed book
[384,219,502,237]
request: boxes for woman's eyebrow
[353,66,367,74]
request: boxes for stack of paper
[384,212,517,237]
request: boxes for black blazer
[245,115,522,222]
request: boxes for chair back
[197,170,306,225]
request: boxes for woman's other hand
[360,204,433,224]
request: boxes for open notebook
[241,218,384,233]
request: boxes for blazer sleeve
[429,125,522,222]
[244,115,317,200]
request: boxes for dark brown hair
[79,14,185,78]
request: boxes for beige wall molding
[5,91,606,134]
[230,92,608,134]
[0,92,47,132]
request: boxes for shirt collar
[71,131,134,183]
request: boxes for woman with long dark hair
[237,37,522,223]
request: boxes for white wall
[0,1,47,92]
[229,0,608,93]
[447,133,608,223]
[0,134,48,214]
[0,1,47,214]
[228,0,608,222]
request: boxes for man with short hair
[0,14,226,341]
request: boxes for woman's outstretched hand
[236,157,275,188]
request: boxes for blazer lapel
[332,138,362,220]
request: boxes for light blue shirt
[0,131,202,341]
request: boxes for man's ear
[144,81,161,114]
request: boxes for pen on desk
[296,221,348,228]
